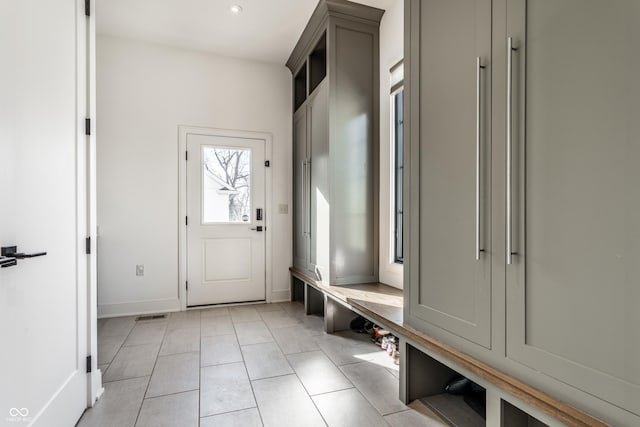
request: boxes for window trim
[390,61,404,264]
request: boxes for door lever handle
[12,252,47,259]
[1,246,47,268]
[249,226,264,232]
[0,257,17,268]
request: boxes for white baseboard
[31,371,86,427]
[271,289,291,303]
[98,298,180,318]
[91,369,104,406]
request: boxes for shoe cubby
[305,283,324,316]
[502,400,549,427]
[291,276,305,303]
[403,343,486,427]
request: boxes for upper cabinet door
[407,0,493,348]
[505,0,640,415]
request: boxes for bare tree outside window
[202,147,251,223]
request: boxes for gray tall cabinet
[289,0,382,285]
[405,0,640,425]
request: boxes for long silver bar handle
[506,38,516,265]
[302,159,308,237]
[476,56,485,260]
[306,158,311,238]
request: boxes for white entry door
[186,132,267,306]
[0,0,89,425]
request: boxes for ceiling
[97,0,396,65]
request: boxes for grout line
[237,322,267,427]
[159,348,201,357]
[199,406,259,421]
[133,320,169,426]
[121,340,166,349]
[100,374,149,385]
[197,311,202,426]
[238,339,276,349]
[308,309,397,419]
[144,388,200,401]
[101,320,138,378]
[246,371,266,426]
[248,371,298,382]
[201,359,247,369]
[263,305,329,426]
[97,320,148,420]
[307,386,356,397]
[307,373,330,427]
[383,408,411,417]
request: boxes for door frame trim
[178,125,273,310]
[84,0,103,405]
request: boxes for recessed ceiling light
[230,4,243,14]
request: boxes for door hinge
[84,0,90,17]
[264,160,270,167]
[186,281,188,291]
[185,216,188,226]
[85,118,91,136]
[85,237,91,255]
[86,355,92,373]
[185,151,188,161]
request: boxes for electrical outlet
[278,204,289,214]
[136,264,144,276]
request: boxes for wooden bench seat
[290,267,403,331]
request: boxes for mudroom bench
[289,267,607,427]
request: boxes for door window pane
[202,146,251,223]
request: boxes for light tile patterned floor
[78,301,447,427]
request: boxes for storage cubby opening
[308,32,327,93]
[294,63,307,111]
[291,276,305,303]
[501,400,549,427]
[406,344,486,427]
[306,284,324,316]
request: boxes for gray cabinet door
[331,22,379,284]
[308,84,330,281]
[408,0,492,348]
[505,0,640,416]
[293,105,309,271]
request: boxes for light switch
[278,204,289,214]
[136,264,144,276]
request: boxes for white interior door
[186,132,266,306]
[0,0,89,425]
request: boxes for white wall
[97,35,292,317]
[378,1,404,288]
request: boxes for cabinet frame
[289,0,382,286]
